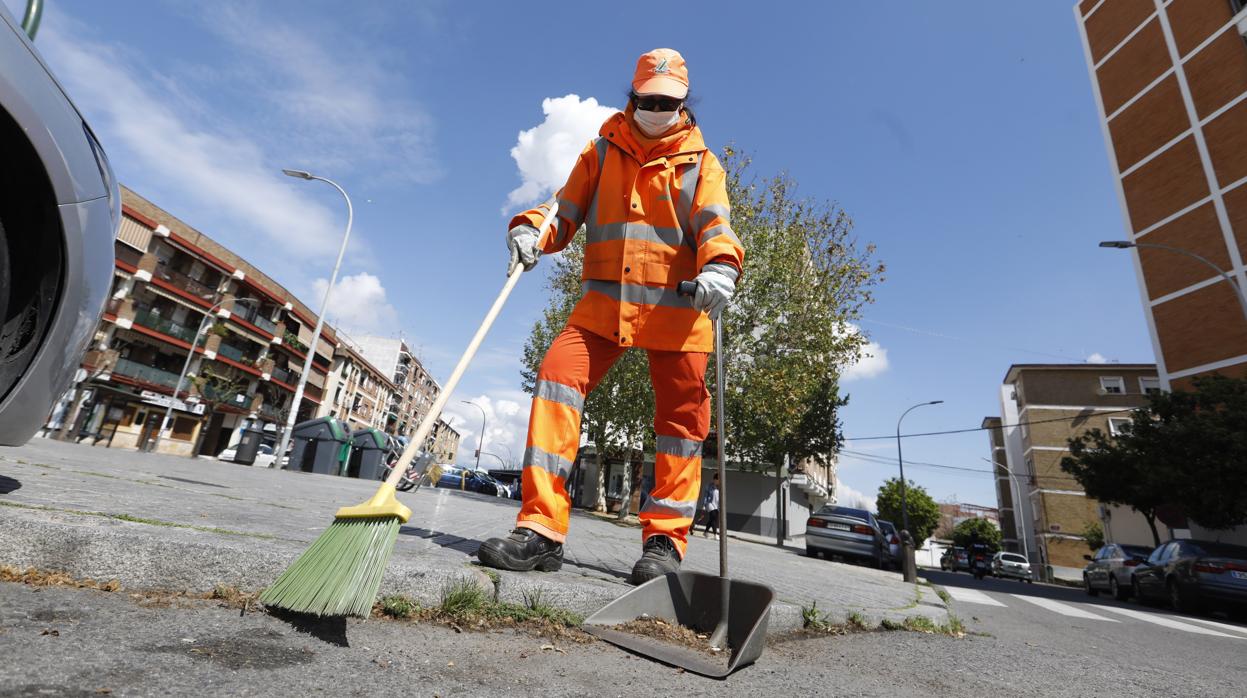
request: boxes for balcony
[271,366,295,385]
[154,262,218,302]
[258,401,285,422]
[216,342,253,365]
[133,308,200,344]
[201,382,250,408]
[114,358,182,390]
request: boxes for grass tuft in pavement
[0,500,276,539]
[879,614,966,637]
[935,587,952,605]
[438,576,490,616]
[378,594,417,619]
[846,611,869,630]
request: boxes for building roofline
[1002,362,1157,385]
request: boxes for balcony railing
[134,308,199,344]
[114,358,182,389]
[216,342,251,364]
[251,314,278,334]
[154,262,218,302]
[271,366,295,384]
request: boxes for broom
[260,204,559,617]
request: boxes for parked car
[1132,539,1247,619]
[435,467,504,497]
[992,551,1033,582]
[1082,543,1153,600]
[940,546,970,572]
[0,6,120,445]
[877,519,901,570]
[805,505,886,568]
[968,543,993,579]
[216,442,277,468]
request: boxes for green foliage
[1080,521,1105,552]
[438,577,489,617]
[378,594,415,619]
[876,477,940,544]
[1062,375,1247,544]
[952,517,1002,551]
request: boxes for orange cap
[632,48,689,99]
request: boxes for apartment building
[58,186,339,457]
[319,338,398,434]
[1076,0,1247,389]
[937,502,1000,538]
[982,417,1022,552]
[351,335,440,439]
[992,363,1158,578]
[428,418,461,464]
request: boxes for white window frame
[1100,376,1126,395]
[1139,376,1161,395]
[1107,417,1132,437]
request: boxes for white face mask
[633,108,682,137]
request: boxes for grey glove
[507,224,541,275]
[692,263,738,319]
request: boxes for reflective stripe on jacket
[510,109,744,353]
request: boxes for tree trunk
[1143,511,1161,547]
[615,448,635,520]
[775,456,785,546]
[594,445,607,513]
[190,406,214,458]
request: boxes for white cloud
[835,479,878,513]
[1086,352,1109,364]
[839,324,890,382]
[441,390,532,469]
[314,272,400,335]
[506,95,618,210]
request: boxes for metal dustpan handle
[677,281,731,649]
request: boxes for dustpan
[583,282,774,678]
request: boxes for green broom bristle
[260,516,402,617]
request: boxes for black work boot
[630,535,682,585]
[477,528,564,572]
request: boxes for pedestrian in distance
[478,48,744,585]
[702,472,721,539]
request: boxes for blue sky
[11,0,1154,510]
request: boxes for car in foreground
[1132,539,1247,619]
[992,551,1033,582]
[0,6,120,445]
[216,442,277,468]
[1082,543,1153,600]
[806,505,886,568]
[877,519,901,570]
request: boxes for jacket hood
[600,107,705,163]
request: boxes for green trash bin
[286,417,351,475]
[348,428,391,481]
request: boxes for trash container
[348,428,391,481]
[233,425,265,465]
[286,417,351,475]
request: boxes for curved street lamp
[895,399,943,581]
[273,169,354,468]
[982,457,1031,565]
[147,297,259,454]
[461,400,486,470]
[1099,240,1247,327]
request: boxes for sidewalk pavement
[0,438,949,634]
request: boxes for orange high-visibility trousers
[517,323,710,559]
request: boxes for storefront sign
[139,390,205,415]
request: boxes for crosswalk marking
[1096,606,1242,638]
[1008,594,1119,621]
[1183,616,1247,636]
[941,587,1006,606]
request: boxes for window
[1139,377,1161,395]
[171,416,196,441]
[1107,417,1132,436]
[1099,376,1126,395]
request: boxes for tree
[1080,521,1105,553]
[1061,375,1247,545]
[188,362,250,457]
[952,517,1001,552]
[876,477,940,545]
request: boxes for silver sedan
[0,6,119,444]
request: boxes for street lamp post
[462,400,486,470]
[981,457,1031,565]
[273,169,354,468]
[1100,240,1247,327]
[147,297,258,455]
[895,399,943,582]
[496,443,515,469]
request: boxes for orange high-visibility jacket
[510,109,744,353]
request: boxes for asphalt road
[922,568,1247,691]
[3,570,1245,697]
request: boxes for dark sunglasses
[633,95,684,112]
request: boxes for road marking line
[1096,606,1241,637]
[941,587,1006,606]
[1182,617,1247,636]
[1008,595,1119,621]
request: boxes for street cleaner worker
[478,48,744,585]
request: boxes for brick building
[990,363,1157,579]
[1076,0,1247,389]
[982,417,1022,552]
[319,337,398,434]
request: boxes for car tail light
[1123,559,1142,567]
[807,518,823,528]
[1193,561,1225,574]
[851,524,874,535]
[890,534,900,545]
